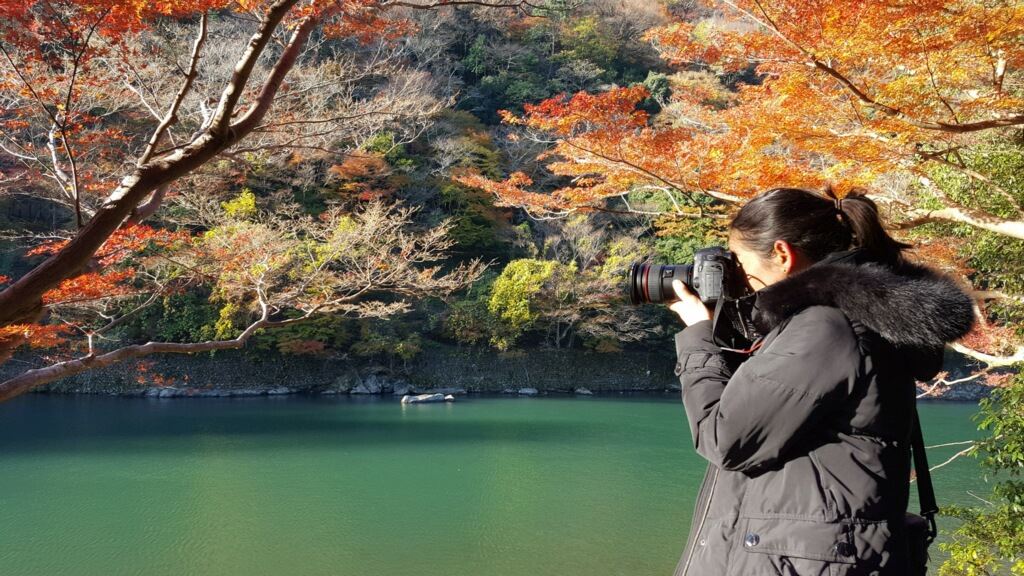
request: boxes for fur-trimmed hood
[751,249,976,350]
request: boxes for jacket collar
[750,249,976,350]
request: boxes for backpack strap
[911,404,939,543]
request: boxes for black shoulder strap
[911,404,939,543]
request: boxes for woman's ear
[772,240,799,274]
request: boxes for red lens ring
[641,263,651,303]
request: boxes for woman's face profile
[727,231,804,291]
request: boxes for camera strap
[711,293,762,352]
[718,339,764,355]
[911,403,939,543]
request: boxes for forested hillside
[0,0,1020,389]
[0,0,697,372]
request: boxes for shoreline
[6,341,997,402]
[27,382,990,401]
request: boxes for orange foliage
[0,324,71,349]
[329,154,395,201]
[906,239,970,276]
[133,359,177,387]
[329,155,390,180]
[512,85,650,134]
[42,268,136,305]
[12,224,191,347]
[277,339,327,356]
[464,0,1024,216]
[27,224,190,267]
[961,321,1020,357]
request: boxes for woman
[667,187,976,576]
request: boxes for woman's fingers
[669,279,713,326]
[672,279,697,302]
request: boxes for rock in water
[574,387,593,396]
[518,387,538,396]
[401,393,447,404]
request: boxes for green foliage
[249,314,352,357]
[465,35,490,76]
[432,110,503,179]
[487,259,558,350]
[363,132,418,171]
[118,291,219,344]
[154,293,218,343]
[221,189,257,220]
[511,221,539,258]
[939,371,1024,576]
[595,237,641,280]
[456,9,664,122]
[350,320,423,367]
[963,230,1024,307]
[439,182,505,253]
[639,71,671,112]
[653,215,727,264]
[213,302,243,340]
[918,141,1024,294]
[925,139,1024,220]
[443,272,499,346]
[914,138,1024,333]
[426,110,508,255]
[554,16,617,74]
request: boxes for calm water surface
[0,394,985,576]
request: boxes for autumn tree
[460,0,1024,368]
[444,214,660,352]
[0,0,540,401]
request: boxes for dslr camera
[628,246,762,351]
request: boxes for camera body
[628,246,761,351]
[628,246,744,306]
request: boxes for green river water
[0,394,985,576]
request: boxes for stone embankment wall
[1,341,994,400]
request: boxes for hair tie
[834,197,844,213]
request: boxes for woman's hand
[669,279,712,326]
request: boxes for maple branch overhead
[916,149,1023,214]
[0,305,297,403]
[972,291,1024,305]
[949,343,1024,368]
[138,12,208,166]
[0,0,305,329]
[382,0,544,12]
[559,138,744,204]
[889,205,1024,241]
[726,0,1024,134]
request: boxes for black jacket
[671,254,975,576]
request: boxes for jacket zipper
[675,465,719,576]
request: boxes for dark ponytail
[729,186,910,267]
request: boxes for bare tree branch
[138,12,208,166]
[949,342,1024,367]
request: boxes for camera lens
[628,262,694,304]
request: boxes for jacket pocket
[731,515,856,576]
